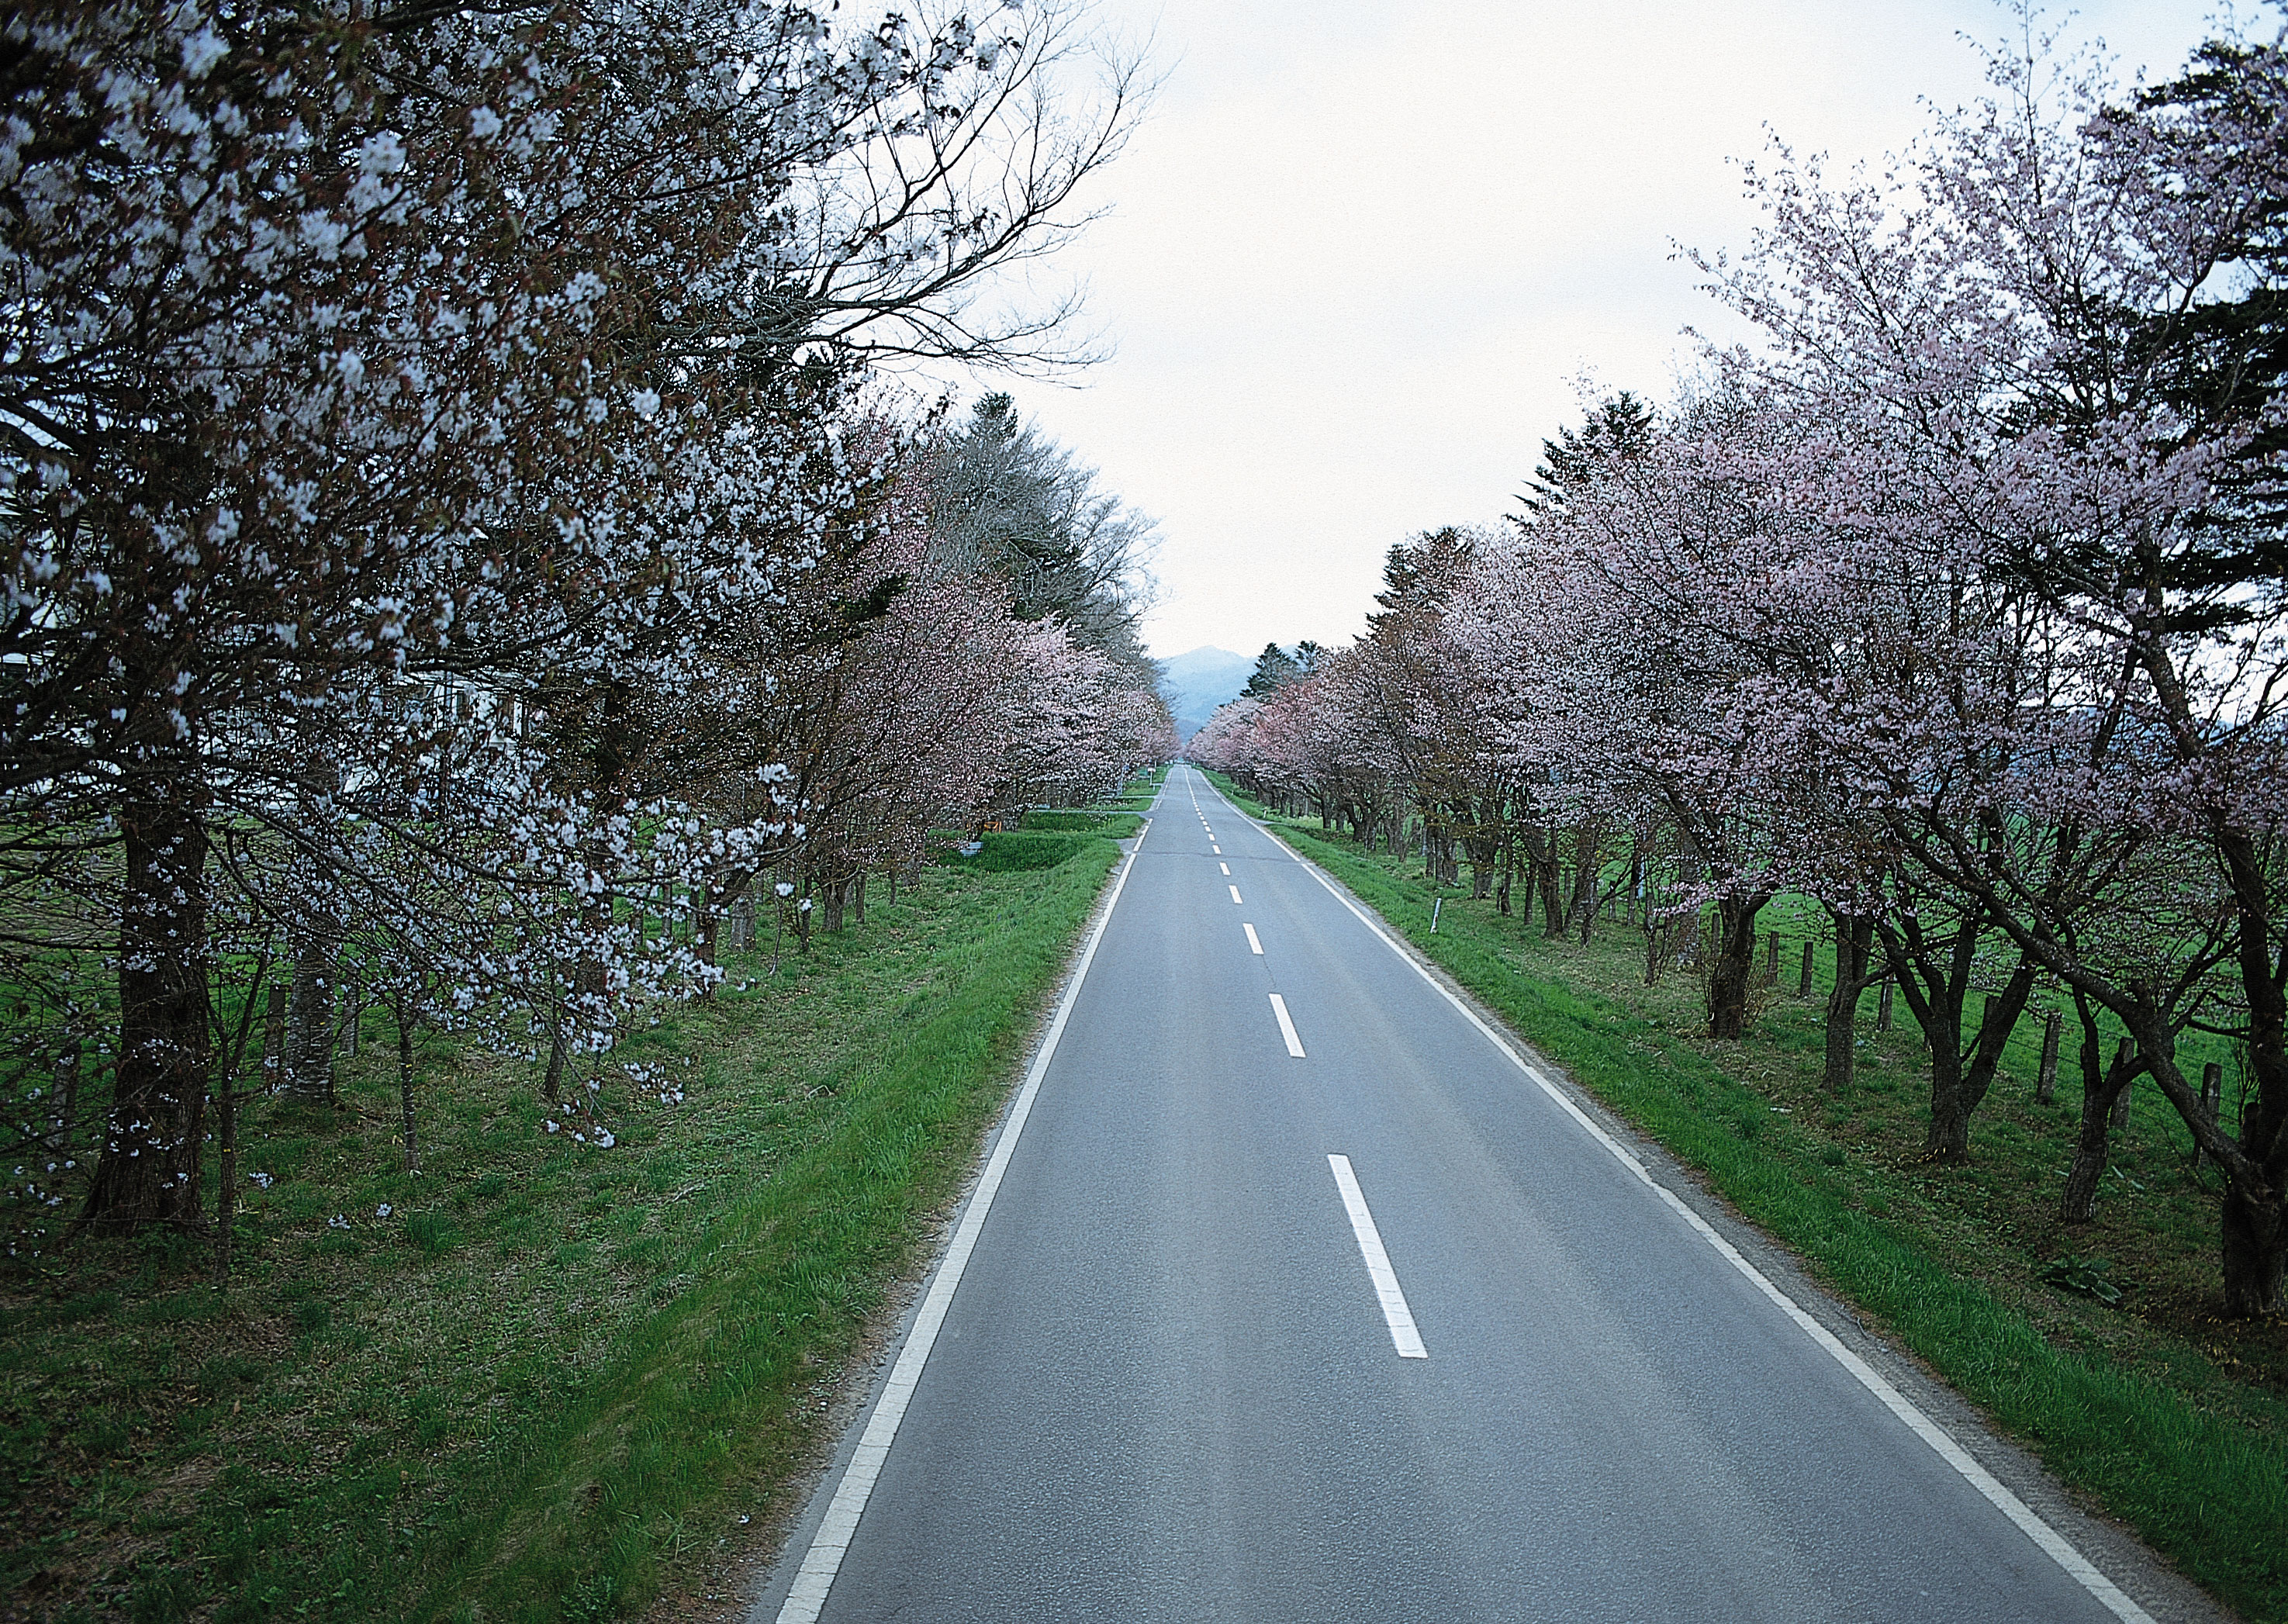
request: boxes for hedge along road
[751,764,2220,1624]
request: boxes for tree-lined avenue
[757,765,2200,1623]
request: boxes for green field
[1,820,1135,1622]
[1203,773,2288,1624]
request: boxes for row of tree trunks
[1367,806,2276,1304]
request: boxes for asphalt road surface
[755,765,2199,1624]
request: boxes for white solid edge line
[1268,991,1306,1057]
[1326,1154,1429,1358]
[1243,922,1263,955]
[1228,883,1243,904]
[772,814,1151,1624]
[1216,789,2153,1624]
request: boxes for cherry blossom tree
[1,0,1151,1237]
[1692,13,2288,1305]
[1186,12,2288,1316]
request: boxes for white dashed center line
[1327,1155,1428,1359]
[1268,993,1305,1057]
[1228,884,1243,904]
[1243,923,1263,955]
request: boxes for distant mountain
[1157,646,1254,743]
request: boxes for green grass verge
[2,833,1128,1622]
[1015,810,1144,838]
[1201,773,2288,1623]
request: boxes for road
[753,765,2189,1624]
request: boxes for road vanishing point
[752,765,2214,1624]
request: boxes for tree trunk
[1921,961,2037,1163]
[1706,897,1762,1040]
[81,779,211,1234]
[261,984,286,1090]
[2221,1189,2286,1317]
[2062,1002,2138,1223]
[282,934,337,1101]
[56,1037,81,1168]
[1643,913,1671,987]
[2193,1063,2222,1170]
[2209,823,2288,1315]
[1925,1035,1970,1159]
[693,892,717,997]
[724,876,753,951]
[209,955,271,1291]
[1564,822,1600,940]
[2036,1010,2062,1106]
[568,868,612,1087]
[212,1052,238,1288]
[1536,839,1564,939]
[544,1014,569,1104]
[1882,912,2033,1164]
[396,1001,420,1175]
[282,754,342,1100]
[1822,913,1876,1095]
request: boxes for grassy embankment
[1202,772,2287,1624]
[0,779,1156,1623]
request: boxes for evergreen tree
[1511,391,1656,525]
[1243,641,1303,698]
[926,394,1160,679]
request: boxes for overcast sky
[962,1,2233,661]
